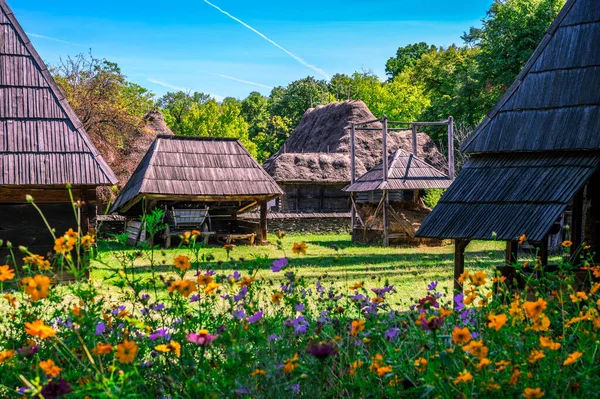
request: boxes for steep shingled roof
[0,1,117,186]
[343,149,452,192]
[111,136,283,213]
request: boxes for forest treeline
[52,0,563,174]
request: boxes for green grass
[92,233,507,306]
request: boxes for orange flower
[204,282,221,295]
[371,296,384,304]
[23,254,51,270]
[292,242,307,255]
[439,307,453,317]
[509,368,521,385]
[539,336,561,350]
[81,234,95,247]
[155,341,181,357]
[349,282,363,290]
[0,265,15,281]
[54,235,75,254]
[563,351,583,366]
[197,274,214,286]
[528,350,545,364]
[238,277,254,287]
[4,293,17,308]
[182,231,192,243]
[570,292,588,303]
[174,255,191,271]
[39,359,61,377]
[529,314,550,331]
[523,388,545,399]
[414,357,427,372]
[223,243,235,251]
[476,358,492,370]
[518,234,527,244]
[271,292,284,304]
[25,320,56,339]
[452,327,471,344]
[0,350,16,364]
[92,342,113,355]
[168,280,197,297]
[116,340,138,363]
[453,370,473,384]
[487,313,507,331]
[349,360,363,376]
[251,368,266,377]
[23,274,51,301]
[470,271,487,286]
[524,298,547,319]
[283,353,299,373]
[350,320,365,336]
[462,340,488,360]
[590,283,600,295]
[376,365,392,377]
[561,240,573,248]
[457,270,470,284]
[495,360,511,371]
[191,230,202,237]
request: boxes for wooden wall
[280,183,349,213]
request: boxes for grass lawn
[92,233,507,307]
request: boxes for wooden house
[344,149,452,244]
[110,136,283,245]
[0,0,117,261]
[416,0,600,291]
[264,101,447,214]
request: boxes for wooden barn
[0,1,117,262]
[344,148,452,245]
[416,0,600,291]
[264,101,447,215]
[110,136,283,246]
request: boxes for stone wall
[268,217,350,234]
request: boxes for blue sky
[10,0,493,101]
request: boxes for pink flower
[186,330,217,346]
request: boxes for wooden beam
[237,201,258,214]
[411,123,418,156]
[259,201,268,243]
[448,116,455,180]
[538,235,548,267]
[506,241,518,266]
[383,191,390,247]
[571,188,584,253]
[454,239,470,293]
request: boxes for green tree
[385,42,436,80]
[157,91,212,135]
[268,76,333,127]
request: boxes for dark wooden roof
[343,149,452,192]
[462,0,600,154]
[0,1,116,186]
[111,136,284,213]
[417,153,600,241]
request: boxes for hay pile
[264,100,447,183]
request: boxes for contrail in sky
[202,0,330,80]
[26,32,83,46]
[213,73,273,89]
[148,78,225,101]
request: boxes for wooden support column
[454,239,470,293]
[350,123,356,239]
[447,116,455,180]
[506,241,519,266]
[259,201,268,243]
[383,191,389,247]
[571,188,584,252]
[382,116,389,247]
[411,123,418,157]
[538,235,548,267]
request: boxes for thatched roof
[143,110,174,137]
[0,1,116,186]
[418,0,600,242]
[111,136,283,214]
[264,100,447,183]
[344,149,452,192]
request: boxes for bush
[423,188,446,209]
[0,198,599,398]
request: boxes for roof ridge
[0,0,117,184]
[461,0,578,153]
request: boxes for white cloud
[147,78,225,102]
[26,32,83,47]
[213,73,273,89]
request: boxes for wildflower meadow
[0,199,599,398]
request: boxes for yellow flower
[39,359,61,377]
[116,339,138,363]
[539,336,561,350]
[453,370,473,384]
[561,240,573,248]
[563,351,583,366]
[197,274,214,286]
[451,327,471,344]
[25,320,56,339]
[283,353,299,373]
[528,350,545,364]
[349,282,363,290]
[350,320,365,336]
[155,341,181,357]
[251,368,266,377]
[292,242,307,255]
[523,388,545,399]
[414,357,427,372]
[204,282,221,295]
[349,360,363,376]
[470,271,487,286]
[23,275,51,301]
[487,313,507,331]
[174,255,191,271]
[182,231,192,243]
[0,265,15,281]
[0,350,16,364]
[462,340,488,360]
[168,280,197,298]
[271,292,284,304]
[524,298,547,319]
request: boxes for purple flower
[233,308,246,319]
[189,294,200,303]
[234,286,248,302]
[140,293,150,301]
[111,305,126,316]
[140,308,149,315]
[294,303,305,313]
[454,293,465,311]
[40,379,72,399]
[306,341,338,359]
[228,271,241,280]
[95,322,105,335]
[271,257,289,272]
[316,281,324,293]
[187,331,217,346]
[317,310,330,324]
[384,328,400,341]
[417,296,439,310]
[149,328,170,341]
[290,384,301,395]
[288,315,309,335]
[17,345,39,357]
[371,285,395,296]
[152,303,165,311]
[247,311,263,323]
[141,361,153,367]
[427,281,438,291]
[267,334,281,342]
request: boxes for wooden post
[448,116,455,180]
[411,123,418,157]
[383,191,389,247]
[506,241,518,265]
[538,235,548,267]
[571,188,584,252]
[382,117,389,247]
[259,201,267,243]
[350,123,356,239]
[454,239,470,293]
